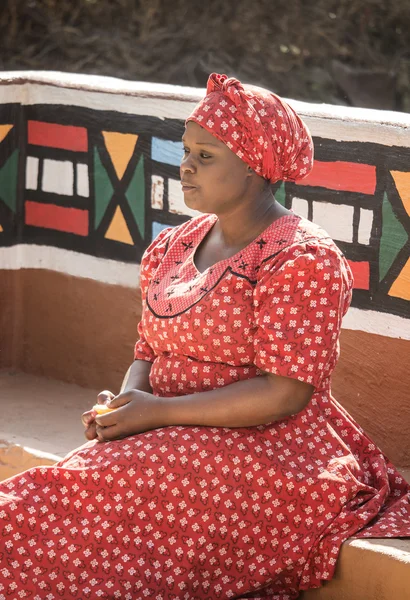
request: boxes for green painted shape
[0,149,18,212]
[125,154,145,237]
[379,192,408,281]
[94,147,114,228]
[275,181,286,206]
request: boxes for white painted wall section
[0,244,140,288]
[358,208,373,245]
[42,159,74,196]
[1,72,409,147]
[25,156,39,190]
[292,197,309,219]
[76,163,89,197]
[151,175,164,209]
[313,201,354,243]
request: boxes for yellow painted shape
[389,257,410,301]
[391,170,410,217]
[105,206,133,245]
[0,124,13,144]
[102,131,138,180]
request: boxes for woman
[1,74,409,600]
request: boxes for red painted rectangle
[296,161,376,195]
[28,121,88,152]
[348,260,370,290]
[25,201,88,236]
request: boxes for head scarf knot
[186,73,314,183]
[206,73,244,100]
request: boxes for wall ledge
[1,244,409,341]
[0,70,409,146]
[0,244,140,288]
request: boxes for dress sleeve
[253,242,353,389]
[134,227,174,362]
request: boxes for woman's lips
[181,182,197,193]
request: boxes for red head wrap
[186,73,314,183]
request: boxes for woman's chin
[183,195,201,211]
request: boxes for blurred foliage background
[0,0,409,111]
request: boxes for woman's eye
[181,148,211,159]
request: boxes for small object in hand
[92,404,116,415]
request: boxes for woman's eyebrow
[181,138,219,147]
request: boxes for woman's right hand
[82,390,115,440]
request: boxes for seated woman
[1,73,409,600]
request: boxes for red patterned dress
[1,214,409,600]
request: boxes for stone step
[1,371,409,599]
[301,534,410,600]
[0,440,60,481]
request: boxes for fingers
[81,409,97,440]
[106,391,132,409]
[91,389,150,442]
[85,421,97,440]
[97,390,115,405]
[94,398,136,442]
[82,390,120,442]
[96,424,111,442]
[94,406,123,427]
[81,409,94,427]
[84,390,115,438]
[95,423,126,443]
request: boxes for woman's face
[180,121,250,215]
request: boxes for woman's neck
[214,188,289,249]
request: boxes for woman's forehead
[183,121,223,147]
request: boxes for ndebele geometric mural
[0,102,409,320]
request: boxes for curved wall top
[0,71,409,340]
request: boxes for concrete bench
[302,536,410,600]
[2,440,409,600]
[1,372,409,600]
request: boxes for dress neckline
[191,212,295,275]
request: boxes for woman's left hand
[94,390,164,442]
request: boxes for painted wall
[0,72,409,466]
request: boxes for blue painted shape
[152,221,173,240]
[151,138,183,167]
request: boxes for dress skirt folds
[1,214,409,600]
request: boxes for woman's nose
[180,154,196,174]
